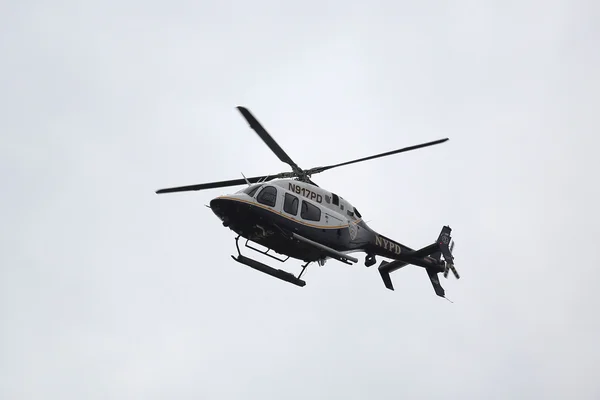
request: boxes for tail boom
[373,226,458,298]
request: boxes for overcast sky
[2,1,599,399]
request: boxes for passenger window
[256,186,277,207]
[284,193,299,215]
[301,200,321,221]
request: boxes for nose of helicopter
[209,197,226,218]
[209,197,235,226]
[209,195,255,228]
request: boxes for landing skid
[231,235,308,287]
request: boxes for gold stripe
[217,196,361,230]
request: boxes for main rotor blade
[236,106,304,175]
[155,175,273,194]
[306,138,449,175]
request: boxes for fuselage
[209,179,411,263]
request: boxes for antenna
[241,172,251,186]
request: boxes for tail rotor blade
[449,263,460,279]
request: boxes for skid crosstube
[231,255,306,287]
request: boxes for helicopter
[156,106,459,299]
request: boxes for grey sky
[1,1,599,399]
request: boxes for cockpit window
[243,184,261,197]
[354,208,361,218]
[256,185,277,207]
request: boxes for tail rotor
[438,227,459,280]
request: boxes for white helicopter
[156,106,459,299]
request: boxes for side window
[332,193,339,206]
[301,200,321,222]
[284,193,299,215]
[257,185,277,207]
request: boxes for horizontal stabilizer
[410,243,439,259]
[378,260,408,290]
[426,268,445,297]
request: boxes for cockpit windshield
[243,184,261,197]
